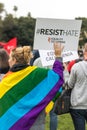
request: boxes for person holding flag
[0,42,64,130]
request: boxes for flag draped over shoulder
[0,60,64,130]
[0,37,17,54]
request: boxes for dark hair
[30,50,40,65]
[0,48,10,73]
[78,50,83,57]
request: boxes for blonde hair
[11,46,33,64]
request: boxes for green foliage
[76,17,87,47]
[17,17,36,47]
[2,14,18,41]
[0,15,36,47]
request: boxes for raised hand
[54,42,64,57]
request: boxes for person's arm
[68,65,76,89]
[45,42,64,114]
[52,42,64,79]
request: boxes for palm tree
[27,12,31,18]
[13,5,18,17]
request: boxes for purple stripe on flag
[10,78,63,130]
[53,60,63,79]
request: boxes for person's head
[83,42,87,60]
[84,43,87,52]
[0,48,9,74]
[8,46,33,67]
[30,50,40,65]
[78,50,83,58]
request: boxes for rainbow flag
[0,60,64,130]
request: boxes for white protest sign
[62,51,79,62]
[34,18,82,51]
[39,50,79,66]
[39,50,55,66]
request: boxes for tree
[76,17,87,47]
[17,17,35,46]
[0,3,4,19]
[13,5,18,17]
[27,12,31,18]
[2,14,18,41]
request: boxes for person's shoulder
[33,57,42,67]
[72,60,83,69]
[34,57,41,64]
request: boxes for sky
[0,0,87,20]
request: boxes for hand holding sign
[54,42,64,57]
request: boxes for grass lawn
[45,113,87,130]
[57,114,74,130]
[45,113,74,130]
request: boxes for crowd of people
[0,41,87,130]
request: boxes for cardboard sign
[39,50,79,66]
[34,18,82,51]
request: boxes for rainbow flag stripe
[0,60,63,130]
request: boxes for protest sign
[34,18,82,66]
[39,50,79,66]
[34,18,82,51]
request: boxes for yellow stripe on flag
[0,66,37,98]
[45,101,54,114]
